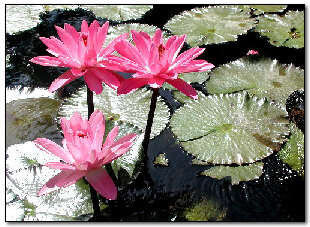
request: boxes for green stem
[141,88,159,180]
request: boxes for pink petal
[117,78,149,95]
[247,49,259,55]
[81,20,89,33]
[88,110,105,151]
[101,142,133,165]
[48,70,80,93]
[89,68,121,90]
[171,47,205,70]
[153,29,163,46]
[69,111,87,132]
[30,56,66,67]
[34,138,74,164]
[114,40,147,67]
[85,168,117,200]
[98,33,129,58]
[131,30,151,59]
[45,162,76,170]
[102,55,146,73]
[39,37,68,57]
[167,34,186,64]
[54,25,78,58]
[64,23,79,40]
[84,71,103,94]
[148,77,166,88]
[174,60,215,73]
[95,21,109,53]
[38,170,86,196]
[166,78,198,99]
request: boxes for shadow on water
[5,5,305,221]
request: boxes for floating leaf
[164,6,256,46]
[6,97,62,149]
[236,5,287,15]
[278,124,304,176]
[6,166,93,221]
[170,92,289,165]
[205,57,304,107]
[255,11,304,48]
[183,198,227,221]
[81,5,152,21]
[153,153,169,167]
[200,162,264,185]
[6,86,55,104]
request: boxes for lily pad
[183,198,227,221]
[6,166,94,221]
[81,5,152,21]
[255,11,304,48]
[6,86,55,104]
[200,162,264,185]
[236,5,287,15]
[205,57,304,107]
[278,123,304,176]
[170,92,289,165]
[6,97,62,149]
[164,6,256,46]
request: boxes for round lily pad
[255,11,304,48]
[205,57,304,107]
[81,5,152,21]
[170,92,289,165]
[200,162,264,185]
[164,6,256,46]
[278,123,304,176]
[236,5,287,15]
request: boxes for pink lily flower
[246,49,259,55]
[30,20,127,94]
[34,110,137,200]
[102,29,214,99]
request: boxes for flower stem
[86,87,101,217]
[141,88,159,180]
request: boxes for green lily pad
[183,198,227,221]
[236,5,287,15]
[255,11,304,48]
[153,153,169,166]
[81,5,152,21]
[201,162,264,185]
[278,123,304,176]
[164,6,256,46]
[6,97,62,149]
[170,92,289,165]
[59,85,170,177]
[6,166,94,221]
[205,57,304,107]
[6,86,55,103]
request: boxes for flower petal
[166,78,198,99]
[38,170,86,196]
[30,56,66,67]
[117,78,149,95]
[34,138,74,164]
[89,68,122,90]
[170,47,205,70]
[85,168,117,200]
[55,25,78,58]
[153,29,163,46]
[84,71,103,94]
[98,33,129,58]
[95,21,109,53]
[102,55,146,73]
[131,30,151,59]
[174,60,215,73]
[88,109,105,151]
[48,70,80,93]
[45,162,76,170]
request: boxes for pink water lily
[30,20,127,94]
[102,29,214,99]
[246,49,259,55]
[34,110,137,200]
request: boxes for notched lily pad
[206,57,304,107]
[164,6,256,46]
[255,11,304,48]
[170,92,289,165]
[201,162,264,185]
[236,5,287,15]
[278,123,304,176]
[81,5,152,21]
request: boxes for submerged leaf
[81,5,152,21]
[153,153,169,167]
[206,57,304,107]
[278,124,304,176]
[184,198,227,221]
[6,97,62,149]
[255,11,304,48]
[164,6,256,46]
[200,162,264,185]
[170,92,289,165]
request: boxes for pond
[5,4,305,221]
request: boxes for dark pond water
[5,5,305,221]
